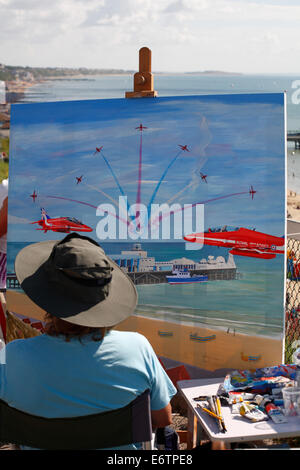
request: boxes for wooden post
[186,408,198,449]
[125,47,157,98]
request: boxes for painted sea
[7,241,284,339]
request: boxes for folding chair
[0,389,153,450]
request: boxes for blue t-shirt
[0,330,177,450]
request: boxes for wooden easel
[125,47,157,98]
[126,53,189,447]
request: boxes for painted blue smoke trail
[101,151,128,202]
[100,151,134,221]
[147,150,182,213]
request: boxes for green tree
[1,136,9,156]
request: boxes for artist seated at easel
[0,233,177,450]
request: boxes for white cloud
[163,0,209,14]
[8,214,30,224]
[0,0,300,72]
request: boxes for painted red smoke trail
[135,124,147,230]
[136,128,144,208]
[45,195,129,226]
[150,191,250,226]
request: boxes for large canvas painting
[7,93,286,371]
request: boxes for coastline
[0,79,44,140]
[6,290,283,371]
[5,79,42,104]
[134,309,283,340]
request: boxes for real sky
[0,0,300,73]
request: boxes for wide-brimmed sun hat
[15,233,138,327]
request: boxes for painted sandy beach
[6,290,283,371]
[116,316,283,371]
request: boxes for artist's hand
[151,403,172,430]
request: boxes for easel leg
[211,440,231,450]
[187,408,197,449]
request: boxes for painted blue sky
[8,93,285,243]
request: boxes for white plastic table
[177,377,300,449]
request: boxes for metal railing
[286,238,300,363]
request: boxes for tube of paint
[265,403,287,423]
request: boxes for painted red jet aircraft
[94,146,103,154]
[199,172,208,183]
[76,176,83,184]
[184,226,284,259]
[179,145,190,152]
[31,208,93,234]
[30,190,37,202]
[249,185,256,200]
[136,124,147,131]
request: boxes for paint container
[273,399,284,406]
[239,403,268,422]
[265,403,287,423]
[229,392,255,405]
[254,394,272,407]
[282,386,300,417]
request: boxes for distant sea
[20,72,300,193]
[7,241,285,338]
[21,74,300,194]
[21,73,300,132]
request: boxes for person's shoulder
[109,330,151,347]
[109,330,147,340]
[5,334,48,352]
[109,330,146,339]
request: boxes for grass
[0,161,8,182]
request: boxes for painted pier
[287,132,300,149]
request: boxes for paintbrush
[212,395,223,432]
[214,395,227,433]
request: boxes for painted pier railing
[287,132,300,149]
[7,266,238,289]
